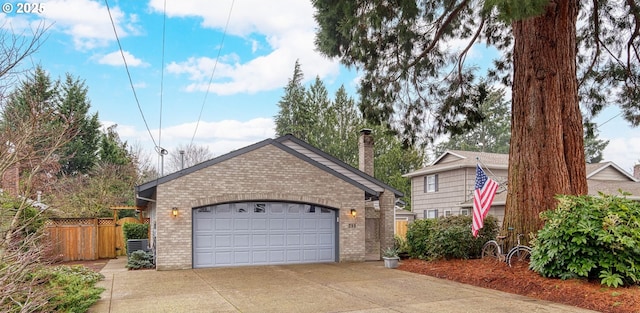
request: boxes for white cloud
[111,117,276,158]
[96,50,149,67]
[152,0,341,95]
[602,136,640,175]
[40,0,140,50]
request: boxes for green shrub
[34,265,105,313]
[405,218,437,259]
[123,222,148,241]
[530,194,640,287]
[126,250,155,270]
[405,215,498,260]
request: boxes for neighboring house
[404,150,640,223]
[135,131,402,270]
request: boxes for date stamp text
[2,3,45,14]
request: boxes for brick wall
[154,144,367,270]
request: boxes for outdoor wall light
[350,209,357,217]
[172,207,179,217]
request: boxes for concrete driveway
[89,258,597,313]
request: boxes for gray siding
[590,167,631,181]
[411,167,507,221]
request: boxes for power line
[189,0,235,147]
[104,0,158,149]
[158,0,167,150]
[157,0,168,175]
[596,111,623,129]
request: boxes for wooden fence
[46,217,149,262]
[395,220,408,239]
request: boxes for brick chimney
[634,164,640,180]
[359,129,374,176]
[2,163,19,197]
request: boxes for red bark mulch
[399,258,640,313]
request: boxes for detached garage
[135,132,402,270]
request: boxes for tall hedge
[122,223,148,241]
[405,215,498,260]
[530,194,640,287]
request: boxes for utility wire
[158,0,167,151]
[189,0,235,147]
[105,0,158,149]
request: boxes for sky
[1,0,638,175]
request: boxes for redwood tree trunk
[503,0,587,244]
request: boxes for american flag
[472,164,499,237]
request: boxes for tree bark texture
[504,0,587,243]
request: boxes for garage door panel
[269,219,285,230]
[303,233,317,245]
[318,248,333,260]
[287,250,301,262]
[252,234,267,246]
[287,234,300,245]
[194,218,213,231]
[270,234,285,246]
[234,251,250,264]
[214,251,232,265]
[215,218,232,230]
[195,234,213,248]
[269,250,285,262]
[303,249,317,261]
[194,251,213,265]
[252,250,268,263]
[234,219,250,230]
[318,219,333,230]
[194,202,335,268]
[303,219,317,229]
[286,219,300,230]
[215,235,232,247]
[234,234,250,247]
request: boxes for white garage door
[193,202,336,268]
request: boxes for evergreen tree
[435,84,511,155]
[313,0,639,241]
[58,74,101,175]
[274,60,308,139]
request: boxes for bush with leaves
[122,222,148,241]
[405,218,437,259]
[405,215,498,260]
[126,250,154,270]
[530,194,640,287]
[30,265,104,313]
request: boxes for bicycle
[481,233,531,267]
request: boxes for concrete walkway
[89,258,598,313]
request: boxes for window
[460,209,470,216]
[424,174,438,192]
[305,205,316,213]
[424,209,438,219]
[254,203,266,213]
[235,203,248,213]
[444,210,452,217]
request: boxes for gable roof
[404,150,508,178]
[405,150,638,182]
[135,134,403,206]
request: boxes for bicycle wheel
[507,246,531,268]
[481,240,502,262]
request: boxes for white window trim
[425,174,438,193]
[425,209,438,219]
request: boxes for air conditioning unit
[127,239,149,255]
